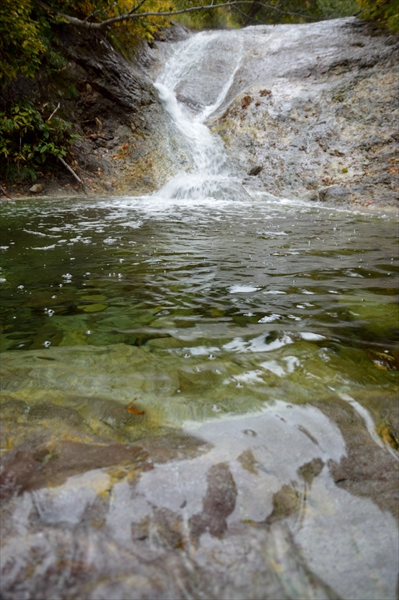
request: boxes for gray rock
[208,19,398,208]
[30,184,44,193]
[318,185,349,203]
[248,165,263,176]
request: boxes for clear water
[0,24,398,600]
[0,195,398,425]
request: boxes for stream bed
[1,24,399,600]
[1,194,398,599]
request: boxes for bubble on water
[43,341,51,348]
[243,429,257,437]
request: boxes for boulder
[30,184,44,193]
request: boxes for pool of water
[1,191,398,600]
[0,193,398,430]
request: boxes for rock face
[55,25,189,194]
[207,18,399,208]
[0,24,189,196]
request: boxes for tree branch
[84,9,104,23]
[58,157,88,195]
[0,185,13,200]
[46,102,60,122]
[37,0,313,31]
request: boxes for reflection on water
[0,194,398,599]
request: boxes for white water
[154,32,247,200]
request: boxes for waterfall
[154,32,248,201]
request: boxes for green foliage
[231,0,358,26]
[0,102,80,182]
[357,0,399,32]
[175,3,238,29]
[0,0,46,82]
[69,85,78,99]
[51,0,172,40]
[317,0,358,18]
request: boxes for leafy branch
[0,101,80,183]
[36,0,314,31]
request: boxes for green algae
[78,303,108,313]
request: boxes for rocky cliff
[207,18,399,209]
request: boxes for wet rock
[28,403,84,428]
[298,457,324,485]
[0,402,397,600]
[315,397,399,520]
[29,184,44,193]
[266,485,301,524]
[189,462,237,541]
[248,165,263,176]
[237,448,258,474]
[0,440,148,499]
[315,185,349,203]
[138,431,210,463]
[153,507,185,550]
[0,399,29,420]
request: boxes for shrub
[0,101,80,182]
[357,0,399,32]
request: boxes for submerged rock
[1,400,397,599]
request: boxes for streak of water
[154,32,247,200]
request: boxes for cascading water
[154,32,247,200]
